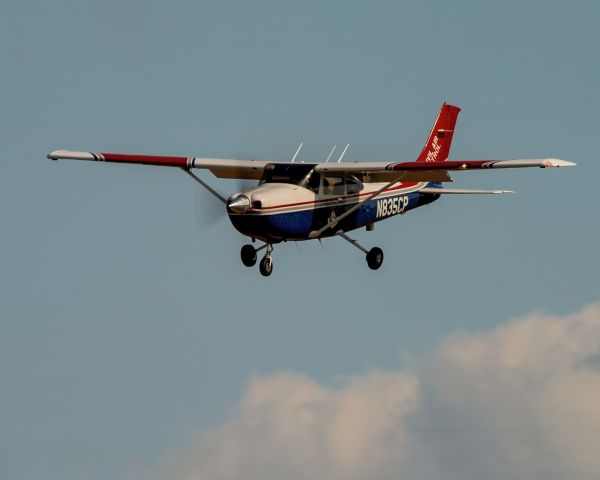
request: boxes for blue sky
[1,1,599,479]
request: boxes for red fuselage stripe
[258,182,420,211]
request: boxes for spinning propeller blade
[193,171,256,230]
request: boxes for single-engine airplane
[48,103,575,276]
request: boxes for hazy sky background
[1,1,599,479]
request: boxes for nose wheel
[259,244,274,276]
[240,243,274,276]
[259,255,273,276]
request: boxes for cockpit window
[259,163,316,186]
[258,164,363,197]
[322,176,345,196]
[307,171,321,192]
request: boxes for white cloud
[166,303,600,480]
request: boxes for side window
[321,176,345,196]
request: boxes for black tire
[241,244,257,267]
[366,247,384,270]
[259,256,273,276]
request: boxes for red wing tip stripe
[99,153,189,167]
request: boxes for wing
[48,150,575,182]
[47,150,269,180]
[315,158,575,183]
[389,158,576,170]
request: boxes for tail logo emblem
[425,136,441,162]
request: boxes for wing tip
[544,158,577,168]
[47,150,95,161]
[47,150,62,160]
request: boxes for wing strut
[181,168,226,204]
[308,172,408,238]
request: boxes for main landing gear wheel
[259,256,273,277]
[337,232,383,272]
[240,244,257,267]
[366,247,384,270]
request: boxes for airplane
[48,103,575,276]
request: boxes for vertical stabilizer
[415,103,461,162]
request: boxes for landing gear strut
[337,231,384,270]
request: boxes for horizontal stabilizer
[420,188,515,194]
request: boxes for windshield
[259,163,316,186]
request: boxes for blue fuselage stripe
[229,188,440,242]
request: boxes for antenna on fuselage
[324,145,337,163]
[290,142,303,163]
[336,143,349,163]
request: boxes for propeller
[194,184,226,228]
[193,174,256,229]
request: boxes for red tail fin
[416,103,461,162]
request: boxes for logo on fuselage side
[425,136,441,162]
[376,195,409,218]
